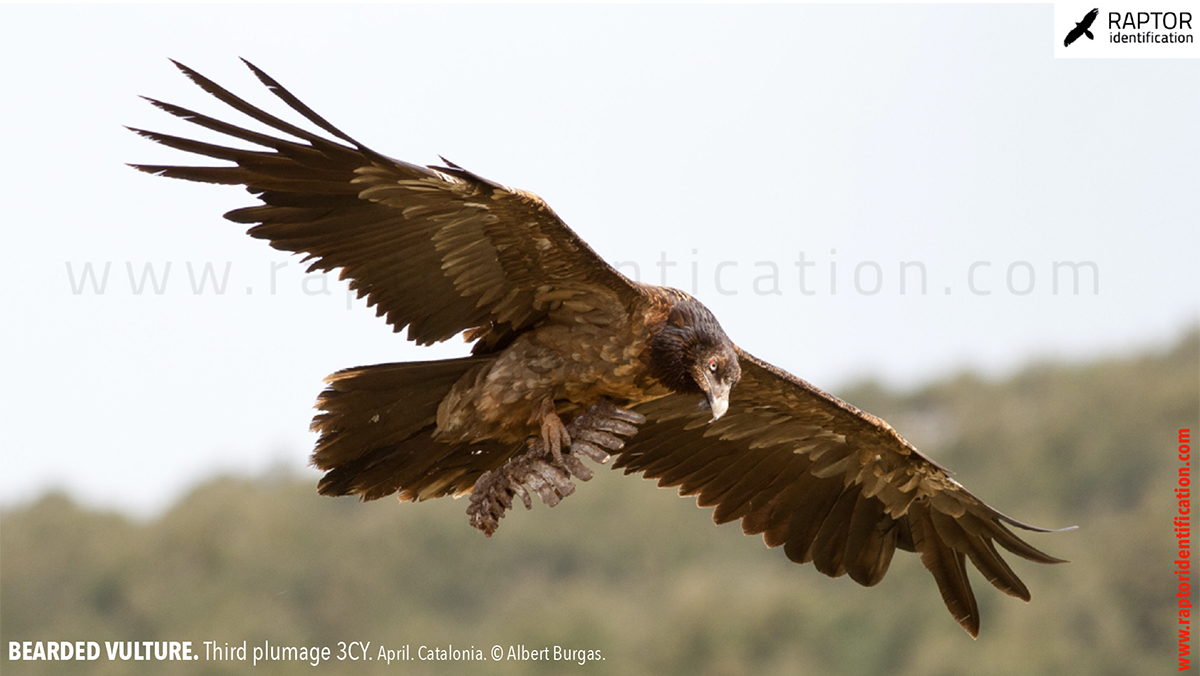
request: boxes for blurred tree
[2,329,1196,675]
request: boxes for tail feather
[311,356,518,501]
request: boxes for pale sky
[2,3,1197,517]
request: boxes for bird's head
[648,298,742,421]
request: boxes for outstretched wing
[130,59,641,349]
[618,347,1067,638]
[1081,8,1099,30]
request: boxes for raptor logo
[1064,8,1101,47]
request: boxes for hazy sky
[2,4,1196,516]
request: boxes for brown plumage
[131,59,1068,638]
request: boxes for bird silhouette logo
[1064,8,1100,47]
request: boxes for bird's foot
[553,399,645,480]
[467,398,646,537]
[540,407,571,466]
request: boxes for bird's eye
[708,358,718,373]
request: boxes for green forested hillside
[3,330,1196,675]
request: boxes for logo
[1055,3,1198,59]
[1064,8,1100,47]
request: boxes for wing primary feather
[987,519,1070,564]
[239,57,380,159]
[170,60,355,155]
[126,127,280,166]
[930,509,1030,600]
[139,97,340,167]
[127,164,250,185]
[909,501,981,637]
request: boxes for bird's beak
[703,374,731,422]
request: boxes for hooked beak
[703,372,731,422]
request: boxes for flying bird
[131,59,1068,638]
[1064,8,1100,47]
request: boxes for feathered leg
[467,398,646,536]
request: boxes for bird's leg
[536,399,572,466]
[467,397,646,537]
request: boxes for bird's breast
[435,311,664,444]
